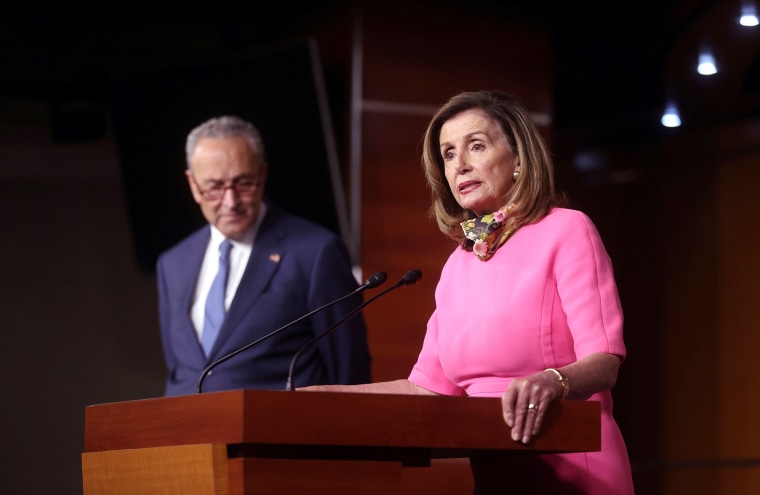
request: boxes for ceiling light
[741,3,759,26]
[697,52,718,75]
[661,104,681,128]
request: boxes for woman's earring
[513,171,520,181]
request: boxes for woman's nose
[453,153,470,173]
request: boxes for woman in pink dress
[305,90,634,494]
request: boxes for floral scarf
[460,205,517,261]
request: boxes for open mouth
[459,181,480,193]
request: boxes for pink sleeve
[556,211,626,360]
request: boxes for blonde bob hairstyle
[421,90,566,247]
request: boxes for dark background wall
[2,1,759,494]
[110,40,346,272]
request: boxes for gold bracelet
[545,368,569,400]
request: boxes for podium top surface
[84,389,600,460]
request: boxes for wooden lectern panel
[228,458,403,495]
[82,390,601,494]
[84,390,601,458]
[82,444,228,495]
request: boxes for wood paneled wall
[658,123,760,494]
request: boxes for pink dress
[409,208,635,495]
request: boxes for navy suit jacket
[157,203,372,396]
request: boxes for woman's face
[439,108,520,216]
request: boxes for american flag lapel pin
[269,253,281,263]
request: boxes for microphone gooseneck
[285,269,423,391]
[195,271,388,393]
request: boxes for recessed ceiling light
[741,3,759,26]
[661,104,682,128]
[697,53,718,75]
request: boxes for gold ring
[527,403,537,410]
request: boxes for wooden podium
[82,390,600,495]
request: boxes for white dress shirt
[189,203,268,339]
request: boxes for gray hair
[185,115,266,169]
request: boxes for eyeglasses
[195,178,260,201]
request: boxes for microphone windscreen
[402,269,422,286]
[365,271,388,289]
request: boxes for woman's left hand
[500,353,621,444]
[501,369,564,444]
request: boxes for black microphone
[285,269,422,391]
[195,271,388,393]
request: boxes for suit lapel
[178,228,211,361]
[209,207,288,358]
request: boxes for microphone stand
[195,271,387,393]
[285,269,422,391]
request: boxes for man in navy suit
[157,115,372,396]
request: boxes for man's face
[186,136,267,241]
